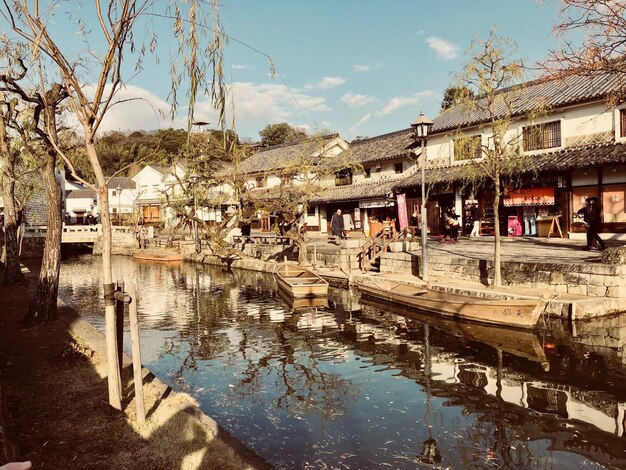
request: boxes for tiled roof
[107,176,136,189]
[431,72,626,134]
[396,142,626,189]
[67,189,97,199]
[345,129,417,165]
[310,179,398,203]
[236,135,342,175]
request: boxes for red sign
[503,187,555,207]
[397,193,408,229]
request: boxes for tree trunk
[86,140,122,410]
[24,149,62,323]
[296,234,308,265]
[493,177,502,287]
[1,166,23,285]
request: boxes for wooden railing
[359,223,399,272]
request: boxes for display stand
[547,215,563,239]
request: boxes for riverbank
[0,265,270,469]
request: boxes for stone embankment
[380,251,626,319]
[179,237,626,321]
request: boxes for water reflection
[59,256,626,469]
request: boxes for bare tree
[1,0,228,410]
[0,52,70,322]
[546,1,626,82]
[454,30,524,287]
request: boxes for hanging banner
[503,187,555,207]
[397,193,408,229]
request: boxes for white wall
[428,100,615,165]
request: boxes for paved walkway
[306,234,621,265]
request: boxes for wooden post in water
[128,282,145,425]
[115,281,125,375]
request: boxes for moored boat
[357,279,545,329]
[132,250,183,262]
[359,296,550,369]
[274,263,329,298]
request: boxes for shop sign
[503,187,555,207]
[359,199,388,209]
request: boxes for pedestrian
[470,203,480,237]
[409,211,419,237]
[445,207,460,243]
[330,209,345,242]
[439,210,450,244]
[577,197,606,251]
[342,211,354,238]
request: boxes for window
[394,163,403,174]
[364,168,371,179]
[620,109,626,138]
[112,190,118,196]
[523,121,561,151]
[335,168,353,186]
[454,135,482,161]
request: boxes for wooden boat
[359,296,549,370]
[132,250,183,262]
[357,279,545,329]
[274,263,329,298]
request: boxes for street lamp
[411,112,434,282]
[116,185,122,225]
[189,173,201,254]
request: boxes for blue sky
[56,0,563,141]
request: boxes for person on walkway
[342,211,354,238]
[330,209,345,242]
[470,203,481,237]
[577,197,606,251]
[445,207,460,243]
[409,211,419,237]
[439,210,450,243]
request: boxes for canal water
[59,255,626,469]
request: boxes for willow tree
[1,0,228,411]
[454,30,524,287]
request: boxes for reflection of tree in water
[235,312,359,421]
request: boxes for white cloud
[63,84,173,134]
[64,80,332,141]
[340,92,376,108]
[317,76,347,90]
[353,64,371,72]
[193,81,331,137]
[377,90,435,116]
[426,36,459,60]
[349,112,372,133]
[232,64,250,70]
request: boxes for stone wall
[380,251,626,318]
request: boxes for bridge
[25,225,135,244]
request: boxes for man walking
[470,203,480,237]
[577,197,606,251]
[330,209,345,242]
